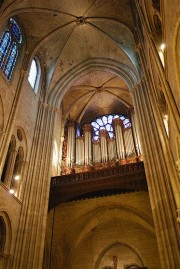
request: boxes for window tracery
[0,18,22,80]
[91,114,131,140]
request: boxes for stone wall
[46,191,161,269]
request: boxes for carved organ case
[62,113,141,174]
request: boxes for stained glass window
[91,114,131,140]
[0,31,11,67]
[4,43,18,80]
[10,18,22,44]
[28,59,38,89]
[0,18,22,80]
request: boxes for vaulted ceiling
[1,0,138,124]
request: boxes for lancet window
[0,18,22,80]
[28,58,40,91]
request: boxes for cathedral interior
[0,0,180,269]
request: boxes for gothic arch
[0,211,12,254]
[15,127,27,159]
[94,242,144,269]
[48,58,139,107]
[67,204,155,250]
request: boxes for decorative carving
[112,118,123,126]
[82,124,92,133]
[49,161,147,210]
[113,256,118,269]
[76,16,87,25]
[99,129,108,137]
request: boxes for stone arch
[48,58,139,107]
[0,211,12,254]
[67,213,158,269]
[94,242,144,269]
[1,136,16,183]
[15,127,28,159]
[61,203,155,269]
[69,204,155,250]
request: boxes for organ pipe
[113,118,125,159]
[100,130,108,162]
[108,138,117,161]
[124,128,134,157]
[93,140,101,163]
[82,124,92,165]
[131,111,142,155]
[66,121,75,167]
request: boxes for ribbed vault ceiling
[2,0,138,123]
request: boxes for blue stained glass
[4,42,18,80]
[108,115,113,124]
[97,118,103,126]
[106,124,111,131]
[91,114,131,139]
[0,31,11,67]
[102,116,107,124]
[10,18,22,44]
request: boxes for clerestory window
[28,58,41,93]
[0,18,22,80]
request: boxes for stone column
[0,130,5,149]
[0,69,28,175]
[132,83,180,269]
[12,102,57,269]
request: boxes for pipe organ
[62,114,141,174]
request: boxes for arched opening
[1,136,16,185]
[28,57,41,93]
